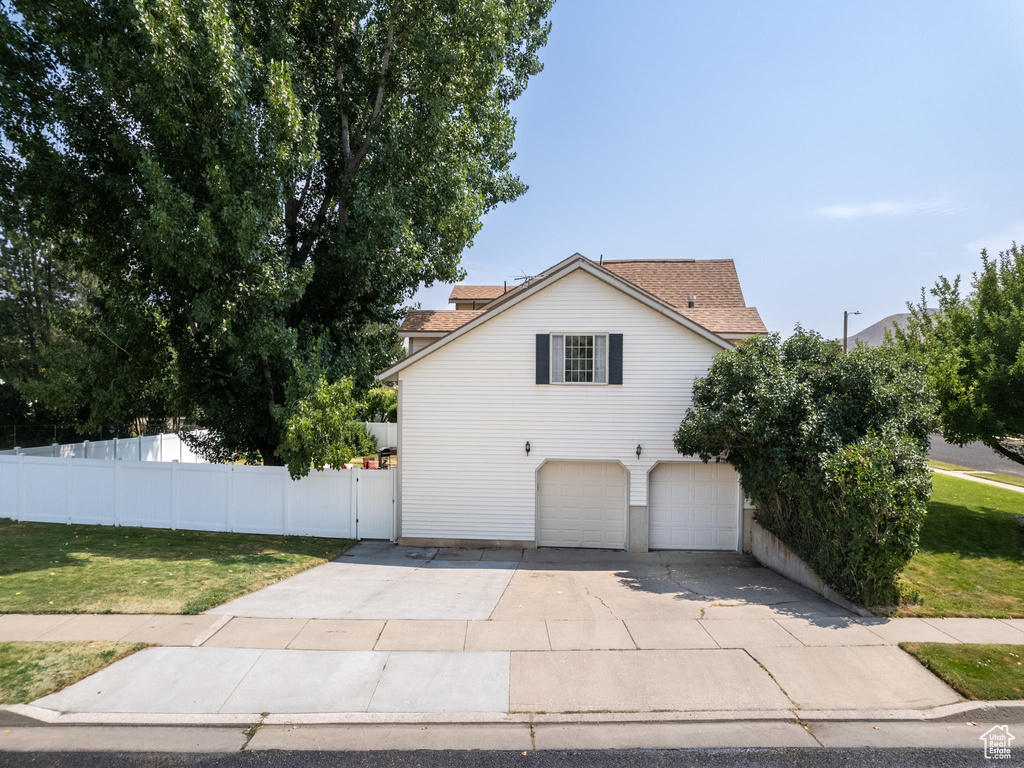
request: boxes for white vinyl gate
[0,455,394,541]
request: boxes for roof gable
[381,255,735,381]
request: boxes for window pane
[564,334,595,383]
[594,335,606,383]
[552,334,564,383]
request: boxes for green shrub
[675,329,933,606]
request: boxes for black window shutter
[609,334,623,385]
[536,334,550,384]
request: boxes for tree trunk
[258,442,284,467]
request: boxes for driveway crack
[216,649,266,715]
[486,560,520,620]
[793,712,823,746]
[742,647,800,710]
[581,582,618,621]
[240,713,267,750]
[364,651,392,713]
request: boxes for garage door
[648,462,739,550]
[537,461,626,549]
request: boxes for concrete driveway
[209,540,852,622]
[29,542,990,718]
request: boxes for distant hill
[848,311,930,347]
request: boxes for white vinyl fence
[0,454,395,541]
[364,422,397,449]
[0,431,207,463]
[3,423,394,462]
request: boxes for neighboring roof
[381,254,738,381]
[679,307,767,335]
[602,259,747,309]
[449,285,506,301]
[400,309,485,333]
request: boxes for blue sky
[412,0,1024,339]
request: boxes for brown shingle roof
[449,285,506,301]
[601,259,747,308]
[411,257,764,337]
[449,260,747,310]
[678,307,767,335]
[400,309,485,332]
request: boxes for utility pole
[843,310,862,353]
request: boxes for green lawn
[0,641,146,704]
[0,519,353,614]
[895,473,1024,617]
[902,643,1024,700]
[928,459,973,472]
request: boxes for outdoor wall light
[525,441,531,456]
[636,444,642,459]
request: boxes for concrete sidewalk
[3,613,1023,650]
[25,642,962,717]
[931,465,1024,493]
[9,613,1021,721]
[3,716,1022,752]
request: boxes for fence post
[226,465,234,532]
[138,435,143,461]
[113,457,121,527]
[83,440,89,459]
[159,432,164,462]
[169,461,178,530]
[391,466,398,543]
[282,470,291,536]
[351,467,360,540]
[17,452,25,522]
[52,442,59,458]
[113,437,119,460]
[13,446,20,455]
[65,456,73,525]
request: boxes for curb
[5,700,1024,728]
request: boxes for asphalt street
[929,434,1024,476]
[0,749,1018,768]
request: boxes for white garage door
[649,462,740,550]
[537,461,626,549]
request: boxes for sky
[412,0,1024,339]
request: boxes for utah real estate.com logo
[981,725,1014,760]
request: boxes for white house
[378,254,767,553]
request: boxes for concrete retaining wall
[749,519,873,617]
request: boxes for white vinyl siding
[398,269,723,543]
[408,336,442,354]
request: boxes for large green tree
[899,244,1024,466]
[0,0,552,465]
[675,330,933,605]
[0,226,134,446]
